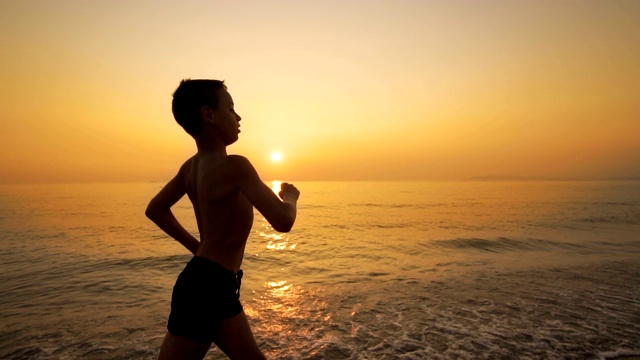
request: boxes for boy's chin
[225,135,239,146]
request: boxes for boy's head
[171,79,227,137]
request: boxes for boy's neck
[195,137,228,156]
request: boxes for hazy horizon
[2,176,640,186]
[1,1,638,184]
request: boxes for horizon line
[1,177,639,186]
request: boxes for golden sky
[1,0,638,183]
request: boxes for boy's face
[211,89,242,145]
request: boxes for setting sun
[271,152,283,163]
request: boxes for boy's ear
[200,106,215,124]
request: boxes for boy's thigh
[213,311,265,360]
[158,332,211,360]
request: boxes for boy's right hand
[279,182,300,201]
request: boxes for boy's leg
[212,310,266,360]
[158,332,211,360]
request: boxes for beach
[1,181,639,359]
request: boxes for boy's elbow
[271,203,296,232]
[145,206,156,220]
[273,223,293,233]
[145,203,163,220]
[272,217,295,233]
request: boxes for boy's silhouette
[146,79,299,359]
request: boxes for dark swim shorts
[167,256,244,343]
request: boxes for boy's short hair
[172,79,227,136]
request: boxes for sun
[271,151,283,163]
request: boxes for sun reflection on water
[266,280,292,292]
[257,214,297,251]
[244,277,334,359]
[261,232,284,240]
[271,180,282,194]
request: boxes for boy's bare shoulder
[183,154,257,182]
[225,155,254,171]
[175,156,196,180]
[225,155,260,182]
[225,154,250,164]
[179,156,196,171]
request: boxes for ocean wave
[575,215,640,225]
[599,349,640,360]
[430,237,584,253]
[348,202,483,209]
[102,254,189,273]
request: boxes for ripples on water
[0,181,639,359]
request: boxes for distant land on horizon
[468,175,640,181]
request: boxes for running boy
[146,79,300,359]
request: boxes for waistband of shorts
[189,256,242,277]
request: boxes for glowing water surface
[1,181,639,359]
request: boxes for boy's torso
[182,153,254,271]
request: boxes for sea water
[0,181,639,359]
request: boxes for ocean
[0,181,639,360]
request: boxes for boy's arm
[230,155,299,232]
[145,165,200,255]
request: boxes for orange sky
[1,0,638,183]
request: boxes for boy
[146,79,300,359]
